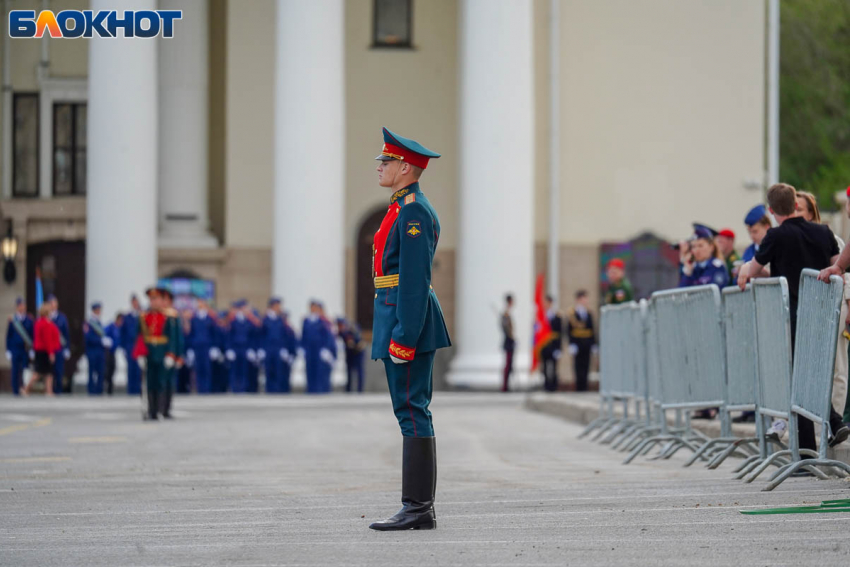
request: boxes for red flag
[531,273,554,371]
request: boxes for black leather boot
[161,388,173,419]
[370,436,436,531]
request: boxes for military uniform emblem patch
[406,221,422,238]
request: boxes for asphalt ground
[2,392,850,566]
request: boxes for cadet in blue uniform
[5,297,33,396]
[83,302,111,395]
[104,314,123,396]
[211,310,229,393]
[226,300,255,393]
[742,204,772,262]
[337,317,366,393]
[246,307,262,393]
[678,225,730,288]
[48,295,71,395]
[369,128,451,531]
[300,300,336,394]
[121,295,143,395]
[261,297,296,393]
[187,298,218,394]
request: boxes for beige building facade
[0,0,767,388]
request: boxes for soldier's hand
[390,355,407,365]
[164,355,175,369]
[5,351,11,362]
[137,356,147,371]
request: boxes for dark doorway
[356,208,387,333]
[27,240,86,387]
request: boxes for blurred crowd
[6,293,368,398]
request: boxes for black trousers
[574,346,591,392]
[104,350,115,396]
[502,349,514,392]
[542,356,559,392]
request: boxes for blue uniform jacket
[51,312,70,354]
[6,314,33,355]
[188,312,218,349]
[262,314,297,355]
[121,312,140,352]
[301,317,336,357]
[370,183,451,361]
[679,258,730,288]
[104,323,121,353]
[84,317,106,355]
[227,317,255,352]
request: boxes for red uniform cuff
[389,339,415,361]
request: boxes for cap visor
[375,154,394,161]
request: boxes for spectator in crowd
[715,228,740,283]
[603,259,634,305]
[740,183,848,451]
[541,294,563,392]
[567,290,596,392]
[23,303,61,396]
[501,293,515,392]
[742,204,772,262]
[6,297,33,396]
[796,189,850,425]
[678,225,729,289]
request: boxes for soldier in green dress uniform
[369,127,451,531]
[132,287,178,421]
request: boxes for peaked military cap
[375,127,441,170]
[691,223,718,240]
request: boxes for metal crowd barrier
[623,285,724,464]
[763,270,850,490]
[587,270,850,488]
[686,285,760,468]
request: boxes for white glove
[225,349,236,362]
[297,347,305,359]
[391,355,407,365]
[186,349,195,367]
[209,347,221,360]
[257,348,266,361]
[320,348,334,365]
[163,356,175,369]
[568,344,579,356]
[5,351,11,361]
[137,356,147,371]
[279,348,289,361]
[591,345,599,355]
[101,337,113,348]
[246,349,257,363]
[553,349,562,360]
[28,350,35,360]
[63,349,71,360]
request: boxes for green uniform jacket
[604,278,634,305]
[371,182,451,361]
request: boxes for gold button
[375,293,378,299]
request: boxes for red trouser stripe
[407,363,417,437]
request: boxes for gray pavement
[2,392,850,566]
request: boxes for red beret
[846,186,850,198]
[606,258,625,270]
[718,229,735,239]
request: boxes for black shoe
[829,425,850,448]
[692,409,715,420]
[732,412,755,423]
[147,392,159,421]
[370,437,437,531]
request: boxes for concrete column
[159,0,217,248]
[273,0,344,323]
[446,0,536,389]
[86,0,158,318]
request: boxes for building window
[53,102,87,196]
[373,0,412,48]
[12,94,39,198]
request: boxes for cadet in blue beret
[369,127,451,532]
[83,302,111,395]
[678,225,730,289]
[743,204,772,262]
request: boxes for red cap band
[381,143,431,169]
